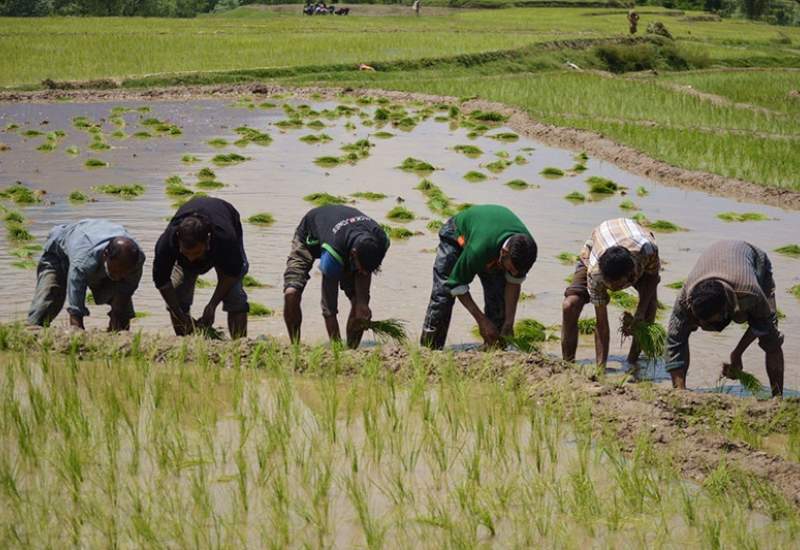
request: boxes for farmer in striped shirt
[665,240,784,396]
[562,218,661,367]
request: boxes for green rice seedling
[619,199,639,210]
[586,176,620,194]
[94,184,144,198]
[509,319,548,352]
[368,319,408,343]
[399,157,436,174]
[382,225,415,240]
[729,369,766,396]
[164,177,192,197]
[717,212,771,222]
[416,180,455,217]
[464,171,487,183]
[387,206,415,222]
[22,129,43,138]
[207,138,228,148]
[541,167,565,178]
[645,219,684,232]
[259,101,277,109]
[196,277,213,288]
[5,123,19,131]
[505,179,529,190]
[610,290,638,310]
[637,186,649,197]
[556,252,579,265]
[111,130,126,139]
[4,210,24,224]
[352,192,386,201]
[306,120,325,130]
[620,312,666,362]
[304,192,348,207]
[84,158,108,168]
[572,163,587,172]
[666,280,685,290]
[197,167,216,180]
[275,118,304,130]
[299,134,332,144]
[578,318,597,335]
[249,302,274,317]
[242,274,264,288]
[89,140,110,151]
[469,110,507,123]
[519,291,535,302]
[181,154,199,163]
[234,126,272,146]
[372,131,394,139]
[12,257,36,269]
[393,117,417,132]
[132,131,152,139]
[211,153,248,167]
[485,160,512,174]
[195,179,224,190]
[65,145,79,155]
[427,219,443,232]
[453,145,483,158]
[6,223,33,241]
[314,156,341,168]
[774,245,800,258]
[1,183,41,204]
[575,152,589,162]
[514,155,528,165]
[565,191,586,203]
[36,142,56,152]
[247,213,275,226]
[68,190,88,203]
[790,284,800,300]
[488,132,519,142]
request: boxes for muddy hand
[620,311,635,336]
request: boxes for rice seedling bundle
[368,318,408,342]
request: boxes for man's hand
[620,311,636,337]
[723,353,744,380]
[198,303,216,328]
[478,318,500,346]
[353,303,372,327]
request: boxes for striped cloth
[579,218,660,305]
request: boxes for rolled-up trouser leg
[421,221,461,349]
[27,256,67,326]
[479,271,507,332]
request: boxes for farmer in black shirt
[153,197,249,338]
[284,205,390,348]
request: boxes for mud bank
[2,83,798,210]
[5,326,800,509]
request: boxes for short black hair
[355,232,389,273]
[176,214,211,248]
[507,234,537,276]
[689,279,728,321]
[105,236,140,269]
[598,246,635,281]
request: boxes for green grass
[382,224,416,240]
[304,192,348,207]
[247,213,275,226]
[93,183,145,198]
[666,280,685,290]
[248,302,274,317]
[387,205,415,222]
[242,274,264,288]
[774,245,800,258]
[717,212,772,222]
[586,176,621,194]
[352,192,387,201]
[195,179,225,190]
[790,284,800,300]
[0,183,41,204]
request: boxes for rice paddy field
[1,3,800,546]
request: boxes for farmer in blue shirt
[27,219,144,331]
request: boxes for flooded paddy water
[0,96,798,394]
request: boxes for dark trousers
[420,219,506,349]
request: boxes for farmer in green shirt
[420,204,537,349]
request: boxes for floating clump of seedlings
[275,118,304,130]
[132,131,152,139]
[4,210,24,225]
[165,177,193,197]
[368,318,408,342]
[468,110,507,123]
[541,167,565,178]
[399,157,436,174]
[373,108,390,121]
[314,156,341,168]
[514,155,528,165]
[341,139,373,161]
[488,132,519,142]
[717,212,772,223]
[572,162,587,172]
[84,158,108,168]
[382,225,416,240]
[247,213,275,226]
[505,179,530,190]
[181,154,200,164]
[68,190,88,203]
[249,302,274,317]
[36,142,56,152]
[637,216,685,233]
[94,184,145,199]
[195,179,224,190]
[426,219,443,233]
[89,140,110,151]
[585,176,619,194]
[5,123,19,131]
[197,167,216,180]
[464,171,487,183]
[212,153,249,166]
[619,199,639,211]
[207,138,228,148]
[372,131,394,139]
[556,252,579,265]
[172,191,205,209]
[65,145,80,155]
[306,120,326,130]
[304,192,349,207]
[387,205,415,222]
[454,144,483,158]
[393,117,418,132]
[1,183,42,204]
[242,274,265,288]
[578,317,597,335]
[790,284,800,300]
[234,126,272,147]
[636,186,649,197]
[6,222,34,242]
[352,192,387,201]
[666,280,685,289]
[416,180,455,217]
[565,191,587,203]
[299,133,332,144]
[258,101,278,109]
[774,245,800,258]
[111,130,126,139]
[485,159,512,174]
[22,129,44,138]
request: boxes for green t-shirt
[447,205,532,290]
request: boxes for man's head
[499,234,537,278]
[102,237,140,281]
[350,233,389,276]
[176,214,211,262]
[689,279,731,331]
[598,245,636,290]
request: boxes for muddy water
[1,99,798,393]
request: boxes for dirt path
[2,82,798,210]
[6,326,800,510]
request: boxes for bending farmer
[27,219,144,331]
[153,197,249,338]
[562,218,660,367]
[666,240,784,397]
[420,204,537,349]
[283,205,390,348]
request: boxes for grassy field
[1,327,799,547]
